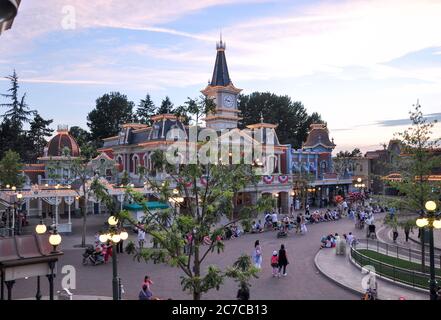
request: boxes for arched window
[133,155,139,175]
[116,155,124,172]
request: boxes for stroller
[367,224,376,239]
[82,245,105,265]
[277,230,288,238]
[361,288,377,300]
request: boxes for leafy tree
[0,118,23,159]
[137,94,156,125]
[225,254,259,299]
[174,96,216,126]
[69,126,98,160]
[87,92,135,144]
[25,113,53,161]
[121,161,270,300]
[70,159,108,247]
[334,148,363,177]
[238,92,324,148]
[157,96,174,114]
[381,102,440,271]
[0,150,25,188]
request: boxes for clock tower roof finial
[211,35,230,86]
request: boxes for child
[271,251,279,277]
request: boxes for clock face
[223,94,235,108]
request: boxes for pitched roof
[303,124,335,149]
[210,40,231,86]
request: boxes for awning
[123,201,169,211]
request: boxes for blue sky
[1,0,441,153]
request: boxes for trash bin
[57,288,73,300]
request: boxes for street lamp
[49,228,62,253]
[416,200,441,300]
[34,224,62,300]
[100,215,124,300]
[35,220,47,234]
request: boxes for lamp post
[416,200,441,300]
[35,221,62,300]
[99,216,127,300]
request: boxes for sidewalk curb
[313,249,364,298]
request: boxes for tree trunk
[193,245,201,300]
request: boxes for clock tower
[201,37,242,131]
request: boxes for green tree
[0,150,25,188]
[121,161,269,300]
[70,158,106,247]
[157,96,174,114]
[137,94,156,125]
[0,70,36,159]
[0,70,35,128]
[383,102,441,271]
[174,96,216,126]
[25,113,54,162]
[69,126,98,160]
[238,92,324,148]
[334,148,363,177]
[87,92,134,144]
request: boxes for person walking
[392,226,399,243]
[404,224,412,242]
[138,284,152,300]
[253,240,263,269]
[271,251,279,277]
[236,282,250,300]
[277,244,289,277]
[137,225,146,249]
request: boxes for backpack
[271,255,278,267]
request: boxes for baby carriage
[277,230,288,238]
[367,224,376,239]
[361,288,377,300]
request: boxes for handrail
[355,238,441,266]
[350,242,441,290]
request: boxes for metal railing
[355,238,441,268]
[351,240,441,290]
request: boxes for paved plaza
[10,211,364,300]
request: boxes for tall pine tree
[157,96,174,114]
[136,94,156,125]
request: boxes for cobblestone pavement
[9,212,373,300]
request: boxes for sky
[1,0,441,154]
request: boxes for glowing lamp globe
[425,201,437,212]
[49,233,62,246]
[357,178,362,183]
[108,216,118,226]
[433,220,441,229]
[111,234,121,243]
[16,193,23,199]
[11,186,16,191]
[6,184,10,189]
[99,234,108,243]
[35,223,47,234]
[416,218,429,228]
[120,231,129,240]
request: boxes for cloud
[375,113,441,127]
